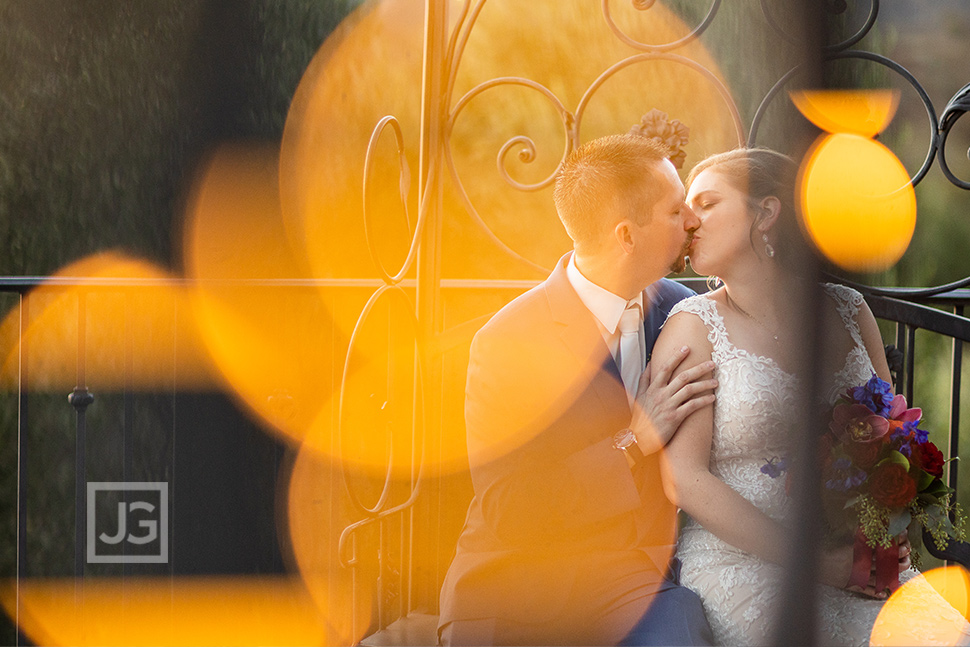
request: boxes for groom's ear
[614,220,636,252]
[756,196,781,232]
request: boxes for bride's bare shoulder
[656,301,715,366]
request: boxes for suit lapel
[544,254,631,417]
[642,282,663,354]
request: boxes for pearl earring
[762,233,775,258]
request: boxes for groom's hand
[629,346,716,455]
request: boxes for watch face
[614,428,636,450]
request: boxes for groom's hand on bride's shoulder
[629,346,717,455]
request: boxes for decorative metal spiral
[445,51,744,274]
[749,50,939,188]
[362,115,434,285]
[572,52,745,146]
[341,114,431,563]
[759,0,878,53]
[336,284,426,532]
[601,0,721,53]
[449,77,575,194]
[938,82,970,190]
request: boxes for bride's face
[686,167,757,277]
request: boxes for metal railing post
[950,305,964,499]
[416,0,447,356]
[69,291,94,586]
[411,0,449,617]
[16,291,29,646]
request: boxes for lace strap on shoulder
[823,283,865,346]
[666,294,732,358]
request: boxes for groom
[438,134,717,646]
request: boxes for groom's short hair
[554,134,670,251]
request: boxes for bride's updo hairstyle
[686,148,804,270]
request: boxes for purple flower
[761,456,789,478]
[890,420,918,442]
[890,420,929,456]
[847,374,894,417]
[825,458,867,491]
[915,427,929,444]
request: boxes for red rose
[869,463,917,508]
[915,442,945,479]
[846,441,882,469]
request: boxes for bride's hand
[629,346,716,453]
[821,532,909,600]
[820,544,857,590]
[820,545,889,599]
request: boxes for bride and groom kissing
[437,134,970,646]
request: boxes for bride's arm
[657,312,878,589]
[657,306,897,591]
[857,299,894,385]
[655,311,791,565]
[859,298,914,577]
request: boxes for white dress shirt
[566,254,645,375]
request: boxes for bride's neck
[720,264,799,320]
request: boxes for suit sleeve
[642,279,695,355]
[463,326,644,547]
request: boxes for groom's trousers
[440,558,713,646]
[618,558,714,646]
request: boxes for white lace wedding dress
[669,284,970,646]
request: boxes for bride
[653,147,970,646]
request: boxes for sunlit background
[2,0,970,644]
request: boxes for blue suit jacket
[438,253,695,645]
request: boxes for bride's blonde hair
[686,148,803,270]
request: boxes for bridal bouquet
[763,374,966,593]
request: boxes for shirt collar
[566,254,643,335]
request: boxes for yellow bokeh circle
[871,566,970,645]
[790,89,899,138]
[799,132,916,272]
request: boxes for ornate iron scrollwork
[443,0,744,272]
[939,82,970,190]
[362,116,425,285]
[759,0,877,52]
[601,0,721,53]
[750,50,940,187]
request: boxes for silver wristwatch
[612,428,645,465]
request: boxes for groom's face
[635,159,699,276]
